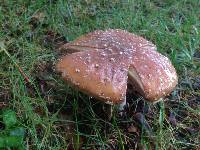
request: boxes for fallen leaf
[128,124,139,134]
[0,102,8,109]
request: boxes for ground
[0,0,200,149]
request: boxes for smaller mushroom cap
[128,46,178,101]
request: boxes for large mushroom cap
[56,47,132,104]
[57,29,178,103]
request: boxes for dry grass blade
[0,41,31,84]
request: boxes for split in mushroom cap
[59,29,143,53]
[57,29,178,104]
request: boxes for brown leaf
[0,102,8,109]
[128,124,139,134]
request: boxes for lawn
[0,0,200,149]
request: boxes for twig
[0,42,31,83]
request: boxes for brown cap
[128,46,178,102]
[56,29,178,103]
[56,48,132,104]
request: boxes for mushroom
[56,29,178,114]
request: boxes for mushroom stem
[104,104,113,121]
[152,98,163,104]
[118,98,126,111]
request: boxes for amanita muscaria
[56,29,178,110]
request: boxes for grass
[0,0,200,149]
